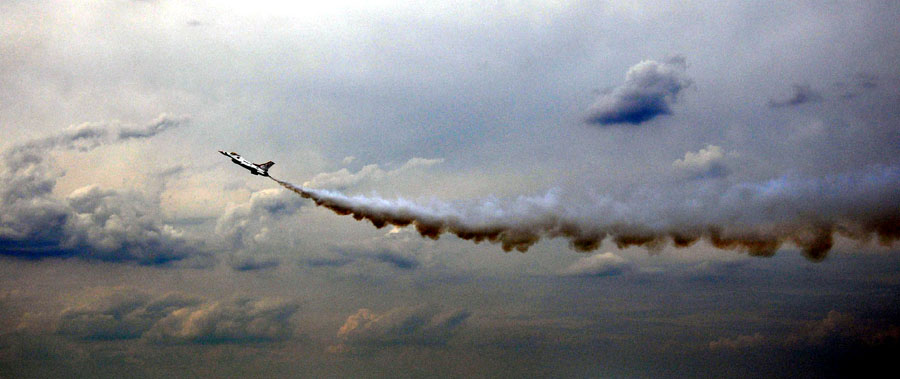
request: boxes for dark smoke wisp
[270,166,899,261]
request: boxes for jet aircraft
[219,151,274,176]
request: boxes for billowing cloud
[144,297,299,344]
[329,305,470,352]
[229,255,281,271]
[672,145,731,179]
[559,252,630,277]
[215,188,305,250]
[57,289,200,341]
[0,115,205,265]
[585,57,691,126]
[768,84,823,107]
[56,288,299,344]
[214,188,306,271]
[302,157,444,189]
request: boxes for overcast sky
[2,1,899,377]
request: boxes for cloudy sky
[2,1,899,377]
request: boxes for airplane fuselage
[219,151,273,176]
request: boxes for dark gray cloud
[330,305,470,352]
[322,246,421,271]
[372,251,420,270]
[768,84,823,107]
[56,288,299,344]
[709,310,900,351]
[0,115,206,265]
[585,57,691,126]
[229,255,281,271]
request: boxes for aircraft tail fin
[257,161,275,174]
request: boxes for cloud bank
[330,305,470,352]
[0,115,204,265]
[585,57,691,126]
[57,288,299,344]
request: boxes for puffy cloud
[214,188,306,270]
[672,145,731,179]
[559,252,631,277]
[215,188,305,250]
[64,185,197,263]
[56,288,299,344]
[0,115,205,265]
[57,289,201,341]
[330,305,470,352]
[302,157,444,189]
[144,297,299,344]
[768,84,823,107]
[585,57,691,126]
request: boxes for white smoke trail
[270,165,900,261]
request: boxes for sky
[1,0,899,377]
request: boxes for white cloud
[672,144,731,179]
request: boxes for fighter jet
[219,151,274,176]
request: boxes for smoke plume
[271,165,900,261]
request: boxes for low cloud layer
[585,57,691,126]
[0,115,204,265]
[329,305,470,353]
[57,288,299,344]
